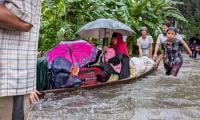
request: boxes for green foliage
[39,0,187,53]
[176,0,200,40]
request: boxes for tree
[39,0,187,54]
[176,0,200,40]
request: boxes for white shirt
[137,35,153,49]
[137,35,153,56]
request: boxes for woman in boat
[156,27,192,76]
[100,32,130,80]
[137,27,153,58]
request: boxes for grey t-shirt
[156,33,183,44]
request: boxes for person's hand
[102,46,108,52]
[30,91,41,104]
[36,51,41,58]
[153,62,159,70]
[149,55,153,59]
[70,67,79,76]
[153,54,157,61]
[21,22,33,32]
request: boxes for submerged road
[29,54,200,120]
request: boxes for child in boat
[156,27,192,76]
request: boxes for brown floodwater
[29,54,200,120]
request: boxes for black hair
[166,27,177,34]
[162,22,171,27]
[112,32,118,38]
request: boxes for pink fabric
[46,40,98,67]
[102,48,121,73]
[110,33,129,57]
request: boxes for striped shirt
[0,0,41,97]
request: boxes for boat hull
[40,68,155,96]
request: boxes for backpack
[50,57,71,74]
[49,57,81,89]
[78,67,102,86]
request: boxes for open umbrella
[76,18,134,39]
[46,40,98,67]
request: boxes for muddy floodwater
[29,54,200,120]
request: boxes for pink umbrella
[46,40,98,67]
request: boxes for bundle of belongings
[48,57,82,89]
[130,56,155,77]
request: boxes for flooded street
[29,54,200,120]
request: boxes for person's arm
[137,38,143,57]
[153,36,161,60]
[155,52,164,69]
[181,40,192,56]
[153,44,159,61]
[138,46,143,57]
[0,5,32,31]
[149,36,153,58]
[149,43,153,58]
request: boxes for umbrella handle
[103,28,106,46]
[103,52,106,62]
[68,46,75,67]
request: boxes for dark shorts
[0,94,30,120]
[119,56,130,79]
[191,50,197,58]
[164,62,182,76]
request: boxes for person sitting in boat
[100,32,130,80]
[137,27,153,58]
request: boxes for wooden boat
[40,67,155,96]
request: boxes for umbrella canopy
[76,18,134,39]
[46,40,98,67]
